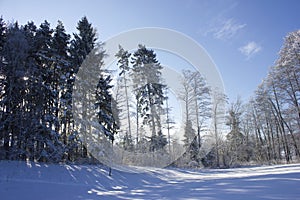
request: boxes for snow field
[1,161,300,200]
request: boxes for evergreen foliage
[0,17,100,163]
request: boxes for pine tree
[33,21,67,161]
[95,75,118,141]
[131,44,167,145]
[115,45,134,150]
[23,21,43,161]
[35,20,54,128]
[69,16,97,158]
[225,97,246,166]
[95,74,119,175]
[70,16,97,73]
[149,130,168,152]
[51,20,80,161]
[1,22,29,159]
[183,119,198,162]
[51,21,70,145]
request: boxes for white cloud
[211,18,246,40]
[239,41,262,59]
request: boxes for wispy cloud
[239,41,262,59]
[214,19,246,39]
[209,18,246,40]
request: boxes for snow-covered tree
[179,70,199,163]
[70,16,97,73]
[274,30,300,158]
[183,119,199,162]
[95,74,119,175]
[164,88,175,153]
[190,71,211,149]
[95,74,119,141]
[35,21,65,162]
[131,44,167,148]
[115,45,134,150]
[211,89,227,167]
[225,97,247,166]
[149,130,168,152]
[1,23,29,159]
[70,16,97,158]
[243,30,300,164]
[51,20,79,160]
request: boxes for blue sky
[1,0,300,102]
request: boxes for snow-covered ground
[0,161,300,200]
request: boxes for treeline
[0,16,98,162]
[111,46,211,167]
[244,30,300,164]
[0,16,177,164]
[206,30,300,167]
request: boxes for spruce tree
[1,23,29,159]
[95,74,118,141]
[34,21,65,162]
[69,16,97,158]
[70,16,97,73]
[51,21,71,145]
[95,74,119,175]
